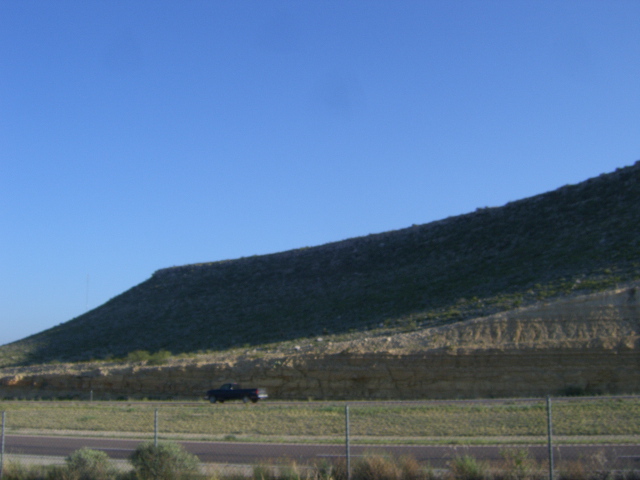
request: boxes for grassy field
[1,397,638,445]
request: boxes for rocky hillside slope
[1,161,639,367]
[1,282,638,399]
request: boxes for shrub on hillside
[125,350,151,363]
[130,441,199,480]
[123,349,171,365]
[147,350,172,365]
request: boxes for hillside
[1,282,638,399]
[1,161,639,367]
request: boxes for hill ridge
[152,161,638,277]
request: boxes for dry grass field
[1,397,638,445]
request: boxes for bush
[329,455,436,480]
[123,350,171,365]
[130,441,200,480]
[64,447,117,480]
[1,461,49,480]
[448,456,490,480]
[351,455,402,480]
[126,351,151,363]
[148,350,172,365]
[398,455,437,480]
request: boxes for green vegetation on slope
[1,161,639,366]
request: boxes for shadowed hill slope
[2,161,639,366]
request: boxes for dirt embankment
[1,284,639,400]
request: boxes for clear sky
[1,1,639,347]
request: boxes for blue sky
[1,1,639,347]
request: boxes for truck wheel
[209,396,217,404]
[242,396,249,404]
[251,398,258,404]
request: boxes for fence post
[1,411,6,479]
[154,409,159,447]
[345,404,351,480]
[547,396,554,480]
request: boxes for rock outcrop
[2,284,638,400]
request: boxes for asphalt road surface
[5,435,640,470]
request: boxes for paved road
[5,435,640,470]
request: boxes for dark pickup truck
[205,383,268,404]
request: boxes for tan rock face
[1,285,639,400]
[1,348,638,400]
[423,284,640,351]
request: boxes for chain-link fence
[1,396,639,478]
